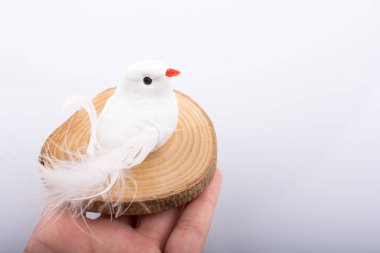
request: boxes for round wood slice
[39,88,217,215]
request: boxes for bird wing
[119,126,159,168]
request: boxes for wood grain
[40,88,217,215]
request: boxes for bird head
[117,60,181,96]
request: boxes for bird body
[41,60,181,215]
[95,86,178,151]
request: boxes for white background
[0,0,379,252]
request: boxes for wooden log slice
[40,88,217,215]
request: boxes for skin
[25,169,222,253]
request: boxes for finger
[165,169,222,253]
[138,208,181,249]
[26,208,92,253]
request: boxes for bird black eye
[143,77,152,85]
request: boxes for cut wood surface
[40,88,217,215]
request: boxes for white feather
[62,95,99,155]
[40,127,158,216]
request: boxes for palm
[25,170,222,253]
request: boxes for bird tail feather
[62,95,99,154]
[40,129,158,217]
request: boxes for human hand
[25,169,222,253]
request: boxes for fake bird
[40,60,181,214]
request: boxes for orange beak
[165,68,181,77]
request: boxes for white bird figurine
[40,60,181,215]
